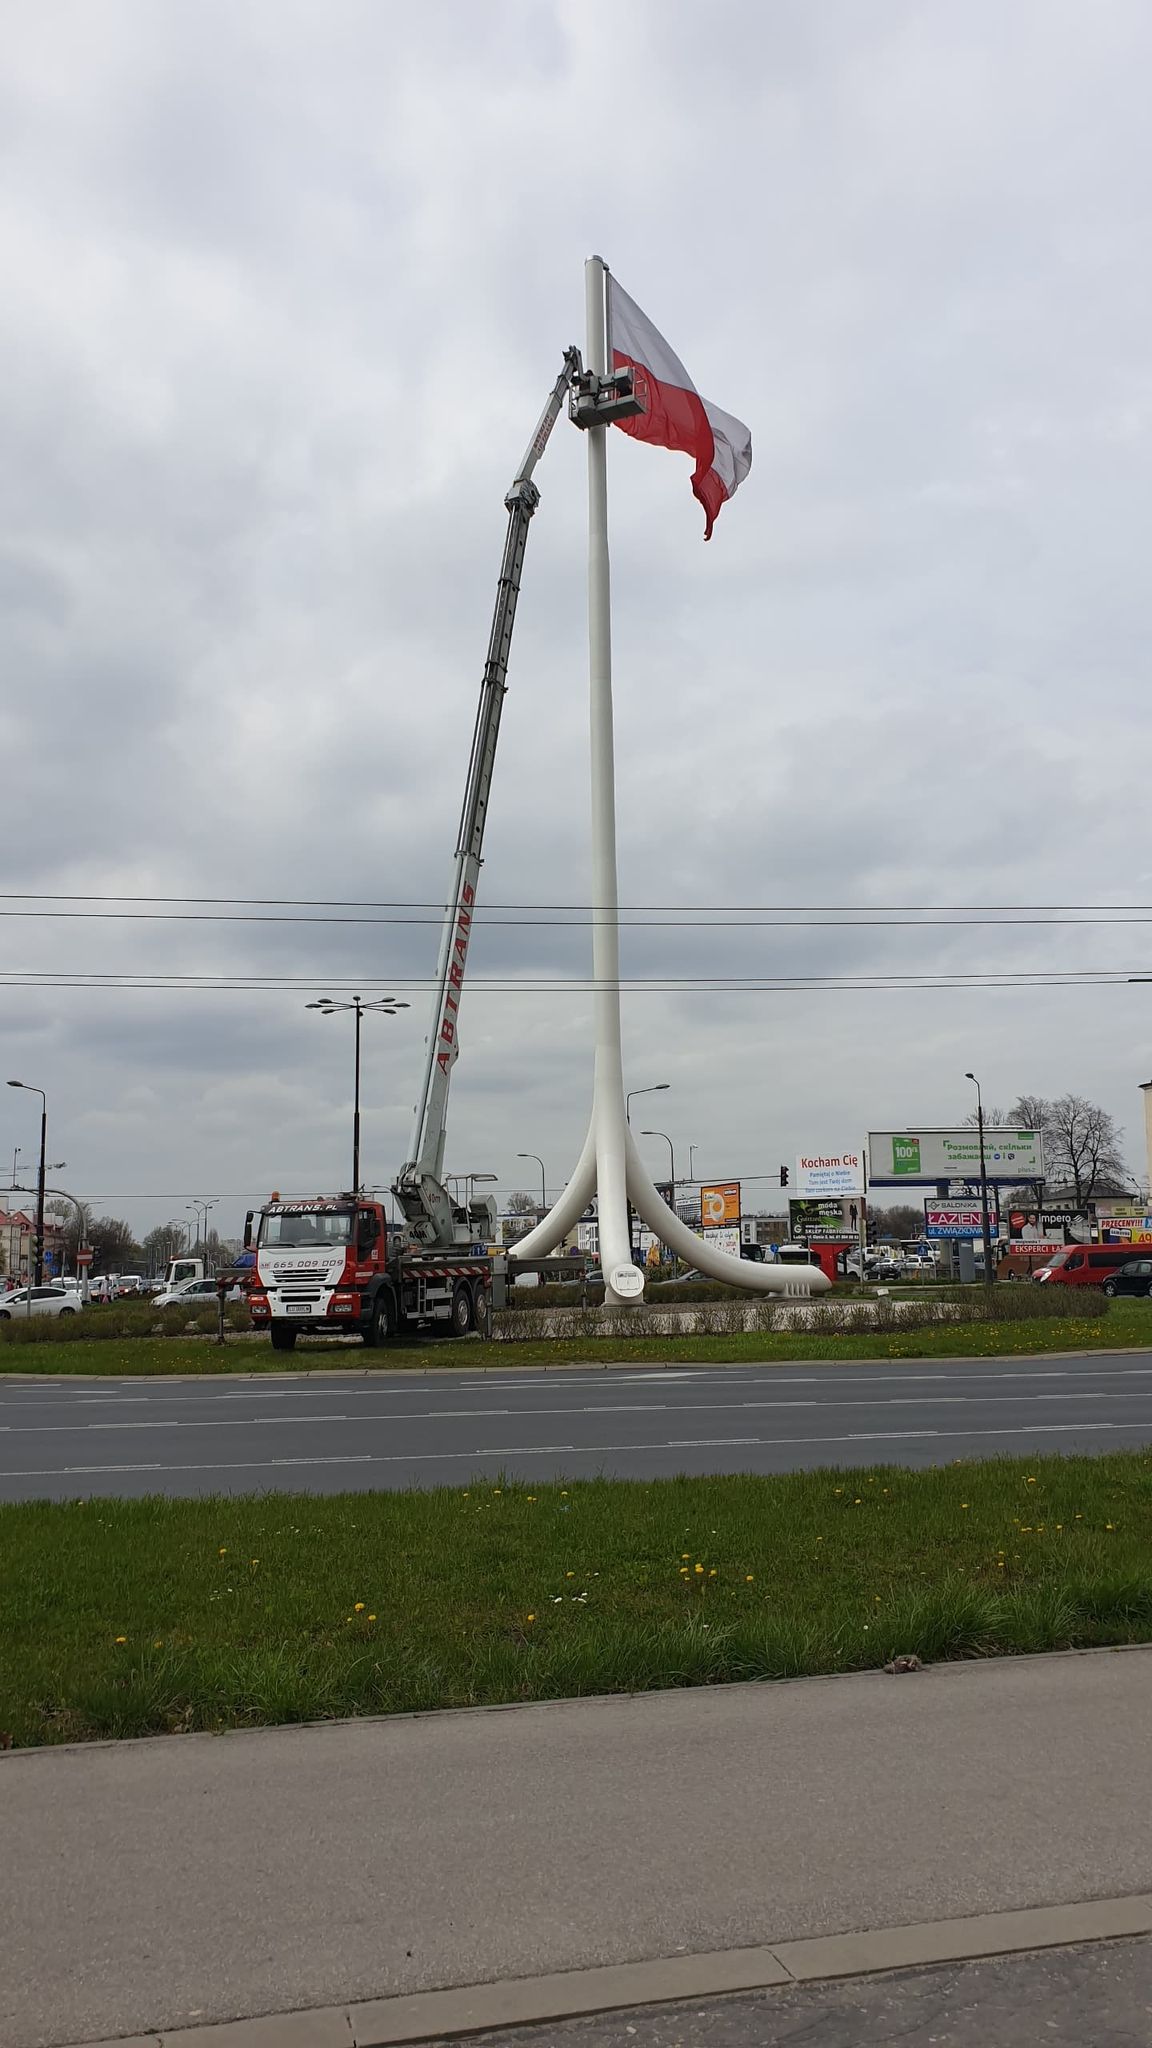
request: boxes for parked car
[872,1252,904,1281]
[155,1276,244,1310]
[0,1284,83,1319]
[1101,1258,1152,1299]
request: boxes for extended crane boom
[393,348,583,1246]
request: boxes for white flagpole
[585,254,643,1303]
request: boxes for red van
[1032,1245,1142,1288]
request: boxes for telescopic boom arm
[393,348,584,1245]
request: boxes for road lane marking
[5,1387,1152,1437]
[2,1418,1146,1480]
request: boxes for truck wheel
[475,1288,491,1339]
[365,1290,395,1347]
[270,1321,298,1352]
[450,1283,475,1337]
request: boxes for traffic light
[779,1165,789,1188]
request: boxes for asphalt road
[438,1938,1152,2048]
[2,1350,1152,1499]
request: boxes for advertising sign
[794,1151,864,1198]
[701,1182,741,1227]
[868,1129,1044,1186]
[693,1223,741,1260]
[924,1200,999,1241]
[789,1197,860,1242]
[1007,1209,1090,1247]
[1098,1214,1152,1244]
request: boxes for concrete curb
[1,1342,1146,1385]
[61,1892,1152,2047]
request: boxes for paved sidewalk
[4,1648,1152,2048]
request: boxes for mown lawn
[2,1452,1150,1747]
[1,1298,1151,1375]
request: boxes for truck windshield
[260,1210,355,1248]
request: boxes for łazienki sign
[794,1152,864,1198]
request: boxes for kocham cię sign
[794,1151,864,1198]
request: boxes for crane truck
[246,348,643,1350]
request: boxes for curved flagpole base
[624,1129,831,1296]
[508,1115,831,1302]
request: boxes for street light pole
[625,1085,669,1257]
[307,994,409,1191]
[965,1072,994,1289]
[517,1153,547,1217]
[641,1129,677,1211]
[626,1082,669,1125]
[7,1082,46,1284]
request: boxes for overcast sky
[3,0,1152,1244]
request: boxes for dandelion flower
[746,1575,754,1583]
[526,1613,535,1623]
[354,1602,365,1613]
[367,1614,376,1622]
[153,1639,163,1649]
[694,1563,704,1574]
[218,1546,227,1556]
[114,1635,127,1645]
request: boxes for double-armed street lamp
[306,994,409,1191]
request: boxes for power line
[0,971,1146,994]
[2,892,1150,911]
[4,909,1152,930]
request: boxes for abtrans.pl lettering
[437,881,475,1073]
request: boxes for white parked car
[0,1283,84,1319]
[155,1276,244,1309]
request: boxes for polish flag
[607,276,752,540]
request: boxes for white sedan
[155,1276,245,1309]
[0,1284,84,1319]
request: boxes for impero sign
[868,1129,1044,1186]
[794,1151,864,1198]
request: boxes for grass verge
[1,1298,1151,1375]
[2,1453,1150,1747]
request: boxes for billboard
[868,1129,1044,1186]
[790,1197,861,1242]
[1098,1213,1152,1244]
[795,1151,864,1198]
[1007,1208,1090,1247]
[694,1223,742,1259]
[924,1199,999,1240]
[701,1182,740,1227]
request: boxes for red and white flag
[607,276,752,540]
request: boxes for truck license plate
[286,1304,311,1316]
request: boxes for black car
[1102,1258,1152,1299]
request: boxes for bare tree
[871,1203,925,1240]
[505,1190,538,1215]
[142,1223,185,1275]
[46,1195,95,1266]
[1040,1095,1131,1206]
[87,1216,143,1274]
